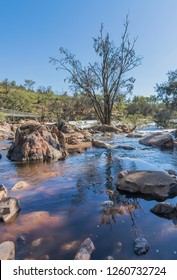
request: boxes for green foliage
[155,69,177,128]
[155,70,177,108]
[0,112,6,123]
[0,79,95,122]
[121,114,152,130]
[126,95,156,116]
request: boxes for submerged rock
[12,181,29,191]
[127,132,147,138]
[0,241,15,260]
[74,238,95,260]
[117,170,177,201]
[150,202,176,216]
[150,202,177,225]
[115,145,135,150]
[0,184,8,201]
[0,197,21,222]
[134,237,149,255]
[139,133,174,149]
[7,121,66,162]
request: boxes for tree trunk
[103,96,111,125]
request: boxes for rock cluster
[0,182,22,259]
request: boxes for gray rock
[0,241,15,260]
[117,170,177,201]
[0,184,8,201]
[139,133,174,149]
[134,237,149,255]
[0,197,21,222]
[74,238,95,260]
[150,202,176,216]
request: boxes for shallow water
[0,132,177,260]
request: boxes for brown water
[0,134,177,260]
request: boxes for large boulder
[139,132,174,149]
[0,197,21,222]
[7,121,66,162]
[117,170,177,201]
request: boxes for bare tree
[50,16,142,125]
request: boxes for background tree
[24,79,35,91]
[50,16,142,125]
[155,70,177,127]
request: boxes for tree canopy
[50,16,142,125]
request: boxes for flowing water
[0,129,177,260]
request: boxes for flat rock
[0,197,21,222]
[74,238,95,260]
[0,241,15,260]
[139,133,174,149]
[117,170,177,201]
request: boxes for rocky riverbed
[0,121,177,260]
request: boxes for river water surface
[0,129,177,260]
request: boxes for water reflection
[1,134,177,259]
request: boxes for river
[0,127,177,260]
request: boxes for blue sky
[1,0,177,96]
